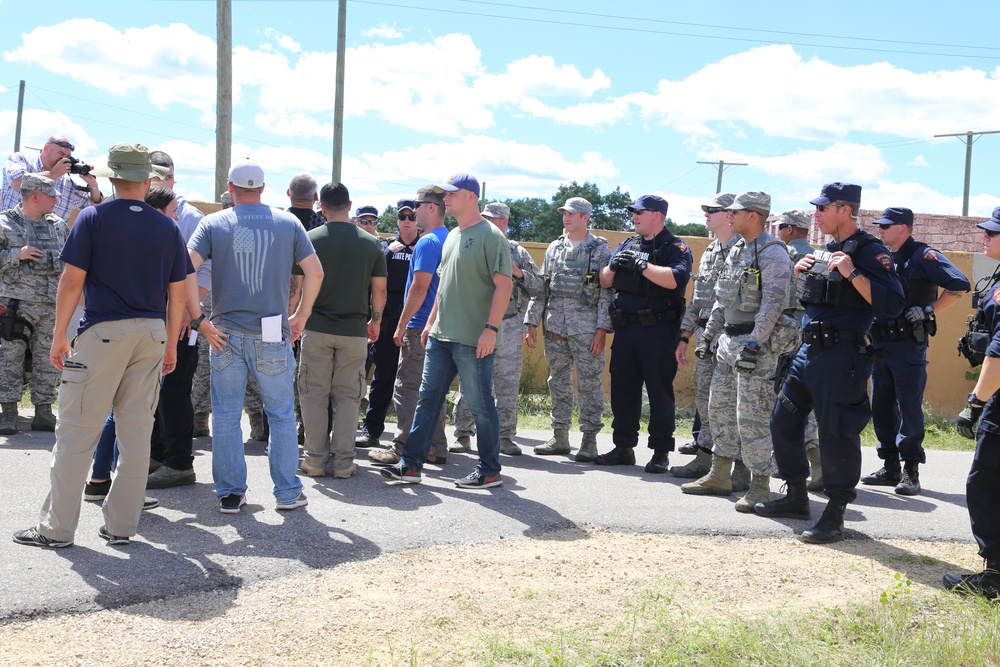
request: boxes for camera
[67,156,91,176]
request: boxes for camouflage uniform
[525,232,613,434]
[191,292,213,414]
[454,240,544,439]
[679,234,741,451]
[705,229,795,476]
[0,205,68,405]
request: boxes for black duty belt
[610,308,681,328]
[801,322,866,347]
[724,322,755,336]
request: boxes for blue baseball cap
[627,194,668,215]
[397,199,415,212]
[875,207,913,227]
[977,206,1000,233]
[433,173,480,198]
[810,182,862,206]
[356,205,379,219]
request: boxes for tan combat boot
[735,474,772,513]
[680,455,734,496]
[368,442,402,466]
[534,429,570,455]
[731,459,751,492]
[500,437,522,456]
[574,432,597,462]
[807,446,824,492]
[449,435,471,453]
[669,448,712,478]
[0,402,18,435]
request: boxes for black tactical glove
[904,306,929,324]
[957,393,986,439]
[610,249,646,273]
[735,342,760,374]
[694,338,712,360]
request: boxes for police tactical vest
[611,232,684,301]
[894,241,937,308]
[386,235,417,298]
[795,232,879,309]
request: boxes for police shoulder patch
[922,248,940,262]
[993,286,1000,307]
[674,241,689,254]
[875,252,893,270]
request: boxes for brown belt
[543,329,568,342]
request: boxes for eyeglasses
[985,229,1000,238]
[815,203,845,212]
[397,213,416,222]
[48,140,74,151]
[414,200,436,209]
[705,207,725,214]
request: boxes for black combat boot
[801,498,847,544]
[644,449,669,474]
[943,561,1000,599]
[895,461,921,496]
[594,446,636,466]
[861,459,901,486]
[754,479,810,519]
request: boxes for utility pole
[697,159,748,193]
[331,0,347,182]
[215,0,232,200]
[934,130,1000,216]
[13,80,25,152]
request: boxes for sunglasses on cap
[48,140,75,151]
[398,212,416,222]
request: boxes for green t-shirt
[430,219,512,347]
[295,221,387,337]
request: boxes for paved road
[0,413,977,621]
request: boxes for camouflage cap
[777,208,811,229]
[557,197,593,215]
[700,192,735,212]
[19,173,60,197]
[725,191,771,215]
[482,202,510,219]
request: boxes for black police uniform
[608,228,692,452]
[360,233,418,439]
[770,229,904,504]
[870,237,969,465]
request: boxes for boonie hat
[874,207,914,227]
[810,182,862,206]
[777,208,811,229]
[976,206,1000,234]
[557,197,593,215]
[627,194,668,215]
[700,192,735,212]
[20,174,60,197]
[433,173,480,198]
[228,158,265,188]
[92,143,169,182]
[725,191,771,216]
[482,202,510,219]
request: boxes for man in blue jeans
[381,173,512,488]
[188,158,324,513]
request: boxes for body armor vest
[795,234,877,309]
[548,235,605,307]
[10,211,65,277]
[611,233,683,301]
[690,240,725,309]
[895,241,937,308]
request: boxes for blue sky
[2,0,1000,226]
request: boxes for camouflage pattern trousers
[191,293,213,414]
[693,325,715,451]
[0,299,58,405]
[543,331,605,433]
[454,318,525,440]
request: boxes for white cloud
[263,28,301,53]
[0,109,99,156]
[908,155,929,167]
[702,142,890,188]
[363,23,403,39]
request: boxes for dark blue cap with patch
[875,207,913,227]
[627,194,668,215]
[977,206,1000,233]
[356,205,379,219]
[810,182,862,206]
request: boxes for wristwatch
[847,269,860,282]
[191,314,206,331]
[484,323,499,333]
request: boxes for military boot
[574,432,598,462]
[669,447,712,478]
[861,459,901,486]
[680,455,733,496]
[500,437,522,456]
[31,404,57,432]
[0,402,19,435]
[534,429,571,455]
[644,448,669,474]
[754,479,810,519]
[943,561,1000,599]
[895,461,921,496]
[449,435,471,453]
[801,498,847,544]
[677,440,700,456]
[594,446,636,466]
[248,411,268,442]
[731,459,751,493]
[735,474,772,513]
[193,412,210,437]
[806,446,824,492]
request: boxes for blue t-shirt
[61,199,191,334]
[405,226,450,330]
[188,203,315,336]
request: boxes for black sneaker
[83,480,111,501]
[943,569,1000,599]
[98,525,129,546]
[13,527,73,548]
[379,462,422,484]
[219,494,246,514]
[861,466,901,486]
[355,432,379,448]
[455,470,503,489]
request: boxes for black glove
[957,393,986,439]
[611,250,647,273]
[735,342,760,374]
[694,338,712,360]
[904,306,928,324]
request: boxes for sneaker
[13,527,73,548]
[379,462,422,484]
[276,493,309,511]
[455,470,503,489]
[98,525,130,546]
[219,494,246,514]
[146,465,196,489]
[143,496,159,510]
[83,480,111,501]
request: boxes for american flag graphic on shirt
[233,226,273,295]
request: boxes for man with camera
[0,175,70,434]
[2,136,103,220]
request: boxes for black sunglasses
[778,223,793,230]
[397,212,416,221]
[815,203,846,212]
[705,207,726,214]
[986,229,1000,238]
[874,223,895,230]
[414,200,436,209]
[48,140,74,151]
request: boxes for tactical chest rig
[958,267,1000,367]
[546,235,604,308]
[871,241,938,344]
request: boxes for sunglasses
[705,207,726,214]
[874,223,895,230]
[414,200,436,209]
[48,140,75,151]
[358,218,377,226]
[985,229,1000,239]
[778,223,794,230]
[397,212,416,222]
[815,203,846,212]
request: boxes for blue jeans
[90,411,118,480]
[209,331,302,504]
[401,337,501,476]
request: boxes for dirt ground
[0,528,981,667]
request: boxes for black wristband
[679,335,690,344]
[484,323,499,333]
[192,314,206,331]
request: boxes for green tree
[667,219,709,237]
[378,205,398,234]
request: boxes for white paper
[261,315,283,343]
[188,330,199,346]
